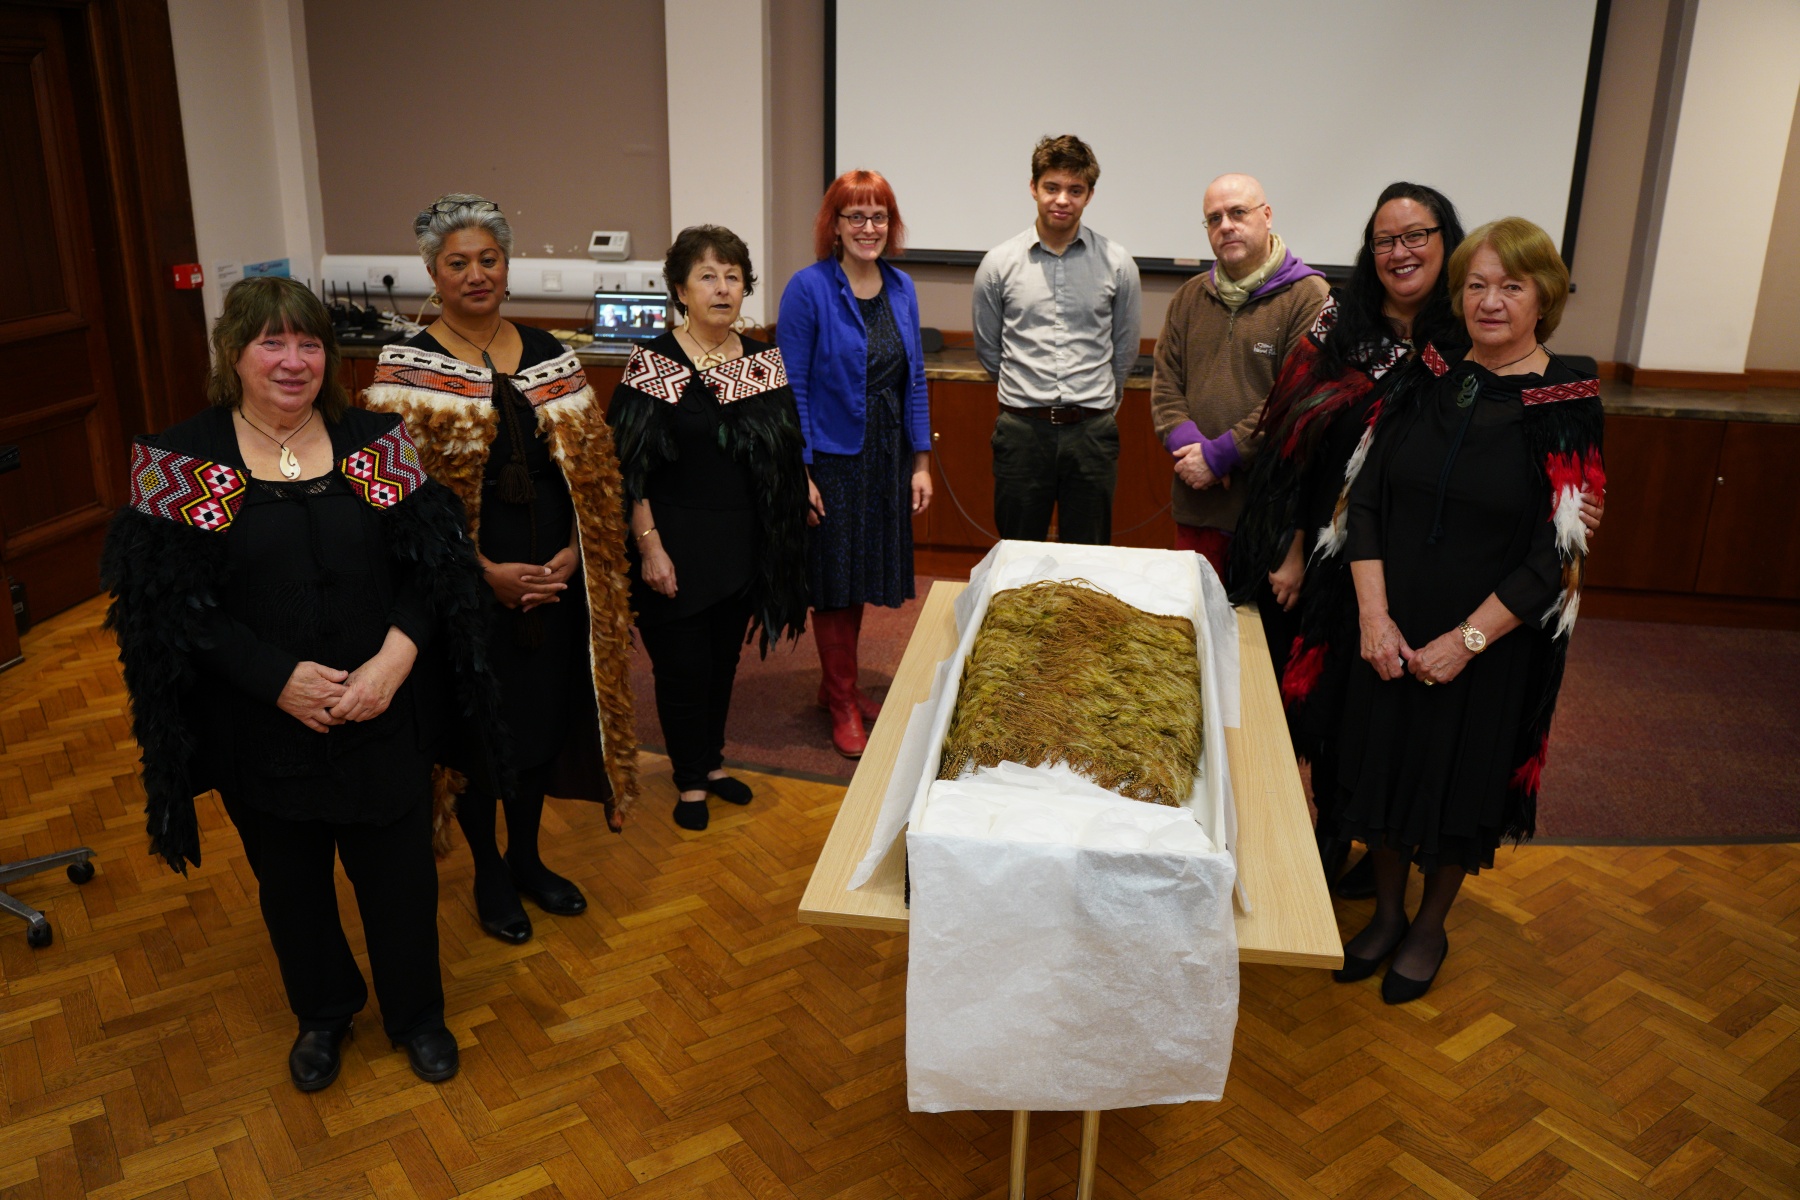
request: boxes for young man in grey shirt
[973,135,1142,545]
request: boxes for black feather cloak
[100,406,509,874]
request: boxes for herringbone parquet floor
[1,598,1797,1199]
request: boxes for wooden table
[799,579,1341,967]
[797,580,1342,1200]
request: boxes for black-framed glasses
[1371,226,1440,254]
[840,212,889,229]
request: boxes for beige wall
[1748,93,1800,371]
[305,0,669,302]
[768,0,825,304]
[1556,0,1673,361]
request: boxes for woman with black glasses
[777,170,933,758]
[1227,184,1600,897]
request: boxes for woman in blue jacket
[777,170,933,757]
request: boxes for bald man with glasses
[1150,173,1329,579]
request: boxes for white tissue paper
[893,541,1242,1113]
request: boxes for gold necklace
[239,406,316,480]
[682,323,732,370]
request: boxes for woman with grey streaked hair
[364,192,641,945]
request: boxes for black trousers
[223,793,444,1040]
[637,595,752,791]
[991,408,1119,545]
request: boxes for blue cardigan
[776,257,931,463]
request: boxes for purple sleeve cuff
[1199,430,1241,477]
[1164,420,1204,454]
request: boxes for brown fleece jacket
[1150,269,1329,531]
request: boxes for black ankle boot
[507,854,586,916]
[289,1022,352,1092]
[473,868,531,944]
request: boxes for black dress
[1331,357,1570,873]
[199,470,434,822]
[404,327,588,771]
[806,289,916,610]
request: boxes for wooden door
[1695,422,1800,599]
[1583,416,1723,592]
[0,3,126,621]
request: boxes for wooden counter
[797,580,1344,969]
[335,342,1800,623]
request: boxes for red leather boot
[815,604,880,721]
[813,608,868,758]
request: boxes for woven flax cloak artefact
[938,580,1204,808]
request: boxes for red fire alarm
[171,263,204,289]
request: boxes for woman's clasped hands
[483,548,577,610]
[275,629,420,731]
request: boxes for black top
[187,408,437,824]
[859,290,908,429]
[405,324,588,770]
[627,331,758,625]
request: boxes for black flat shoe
[393,1027,459,1082]
[473,870,532,944]
[508,856,587,916]
[674,798,709,831]
[1333,853,1377,900]
[289,1023,352,1092]
[1382,938,1449,1005]
[1333,922,1408,984]
[704,775,753,806]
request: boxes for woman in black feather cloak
[102,278,508,1092]
[608,226,812,833]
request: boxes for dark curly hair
[664,225,757,317]
[1315,182,1468,381]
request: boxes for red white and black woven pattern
[1521,378,1601,406]
[701,348,788,404]
[622,347,693,405]
[340,422,427,510]
[516,352,591,408]
[129,442,246,532]
[371,347,494,401]
[1421,343,1451,376]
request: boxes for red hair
[813,169,905,261]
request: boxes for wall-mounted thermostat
[588,231,631,261]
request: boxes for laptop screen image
[593,293,671,342]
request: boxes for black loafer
[508,858,587,916]
[474,870,532,944]
[1382,938,1449,1005]
[1333,922,1408,984]
[393,1027,459,1082]
[289,1023,352,1092]
[704,775,753,806]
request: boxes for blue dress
[806,289,915,610]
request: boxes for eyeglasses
[840,212,889,229]
[1371,227,1441,254]
[426,198,500,216]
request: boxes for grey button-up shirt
[972,224,1142,410]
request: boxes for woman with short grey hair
[365,192,640,945]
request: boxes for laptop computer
[592,292,671,344]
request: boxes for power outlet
[542,270,564,292]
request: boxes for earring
[427,289,442,307]
[504,288,512,299]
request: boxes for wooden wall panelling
[920,380,1000,554]
[583,363,624,408]
[1695,421,1800,599]
[1112,387,1177,551]
[70,0,209,439]
[0,3,128,622]
[1583,415,1723,591]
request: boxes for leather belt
[1002,403,1104,426]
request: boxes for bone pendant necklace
[240,407,315,479]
